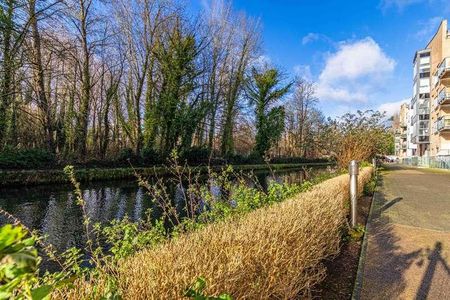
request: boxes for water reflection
[0,167,327,253]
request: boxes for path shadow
[372,196,403,218]
[358,176,422,299]
[415,241,450,300]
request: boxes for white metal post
[349,160,359,227]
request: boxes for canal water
[0,167,330,255]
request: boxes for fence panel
[400,156,450,170]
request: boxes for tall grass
[61,167,372,299]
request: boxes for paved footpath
[355,165,450,300]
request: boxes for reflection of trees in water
[133,189,144,221]
[254,169,308,191]
[41,193,84,251]
[0,168,328,254]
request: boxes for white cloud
[316,37,396,103]
[301,33,333,45]
[302,33,320,45]
[380,0,450,11]
[251,55,272,69]
[380,0,425,10]
[317,85,367,102]
[415,17,443,41]
[319,38,395,81]
[378,98,409,117]
[293,65,312,80]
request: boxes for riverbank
[58,167,372,299]
[0,162,334,187]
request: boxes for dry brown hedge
[117,167,372,299]
[60,167,372,299]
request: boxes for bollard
[349,160,359,227]
[372,157,377,175]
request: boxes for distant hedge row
[0,146,332,170]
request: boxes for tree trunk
[0,0,15,149]
[29,0,55,153]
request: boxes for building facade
[394,103,410,158]
[402,19,450,158]
[411,49,431,156]
[406,104,417,157]
[429,20,450,156]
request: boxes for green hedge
[0,148,55,169]
[0,162,335,187]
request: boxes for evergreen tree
[245,67,292,157]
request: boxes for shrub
[140,147,162,165]
[112,167,372,299]
[179,146,211,164]
[224,153,264,165]
[269,156,331,164]
[116,148,139,164]
[0,147,55,169]
[0,224,80,299]
[64,167,372,299]
[185,277,231,300]
[222,154,332,166]
[331,110,393,169]
[0,224,40,298]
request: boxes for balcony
[437,57,450,79]
[412,133,430,144]
[418,108,430,117]
[418,135,430,143]
[437,116,450,132]
[411,95,417,107]
[437,89,450,106]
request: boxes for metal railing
[437,57,450,78]
[437,116,450,132]
[400,156,450,169]
[437,89,450,106]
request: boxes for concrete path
[355,165,450,300]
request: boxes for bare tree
[220,12,260,156]
[285,78,318,157]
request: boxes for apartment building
[394,103,410,158]
[407,19,450,157]
[411,49,431,156]
[406,104,417,156]
[429,20,450,156]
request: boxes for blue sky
[188,0,450,117]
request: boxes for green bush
[0,147,55,169]
[224,153,263,165]
[117,148,139,164]
[222,154,332,166]
[269,156,331,164]
[0,224,40,299]
[141,147,162,165]
[180,146,211,164]
[185,277,232,300]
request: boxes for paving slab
[356,165,450,300]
